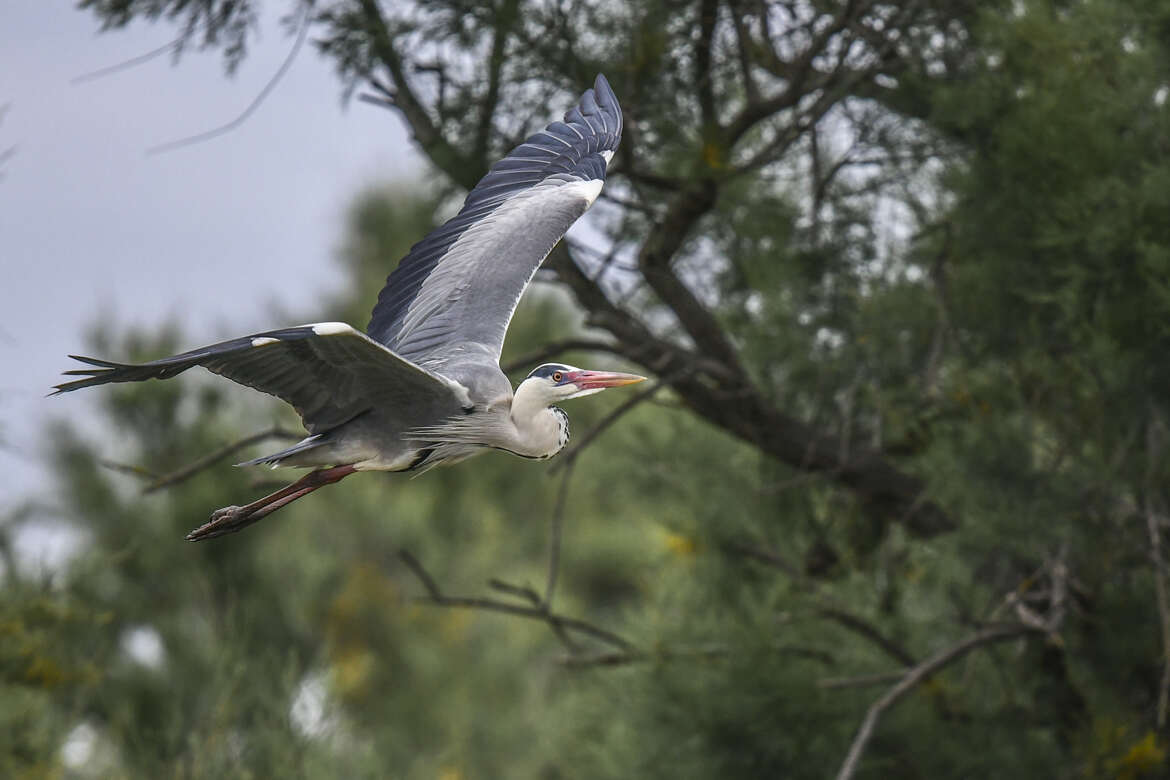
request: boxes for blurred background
[3,0,1170,777]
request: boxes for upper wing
[54,323,470,433]
[366,74,622,368]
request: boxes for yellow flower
[662,530,698,558]
[1114,731,1166,780]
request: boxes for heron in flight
[54,74,642,541]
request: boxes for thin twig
[145,427,302,492]
[835,624,1040,780]
[723,540,802,579]
[100,427,301,492]
[543,461,575,608]
[560,642,837,669]
[1145,415,1170,729]
[99,459,158,481]
[147,1,313,154]
[817,606,917,668]
[550,376,676,473]
[817,670,909,690]
[72,35,185,84]
[488,578,541,606]
[397,550,634,650]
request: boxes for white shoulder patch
[446,379,473,410]
[600,149,614,165]
[564,178,604,207]
[251,337,279,347]
[311,322,353,336]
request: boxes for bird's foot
[186,505,253,542]
[183,465,356,542]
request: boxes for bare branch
[356,0,479,189]
[817,670,908,690]
[723,540,803,579]
[551,376,675,473]
[1146,416,1170,728]
[474,0,519,167]
[695,0,720,134]
[99,459,158,481]
[100,427,302,492]
[636,182,749,376]
[488,578,541,606]
[835,624,1042,780]
[145,427,302,493]
[729,2,762,105]
[817,606,917,668]
[727,0,874,145]
[560,642,837,669]
[726,539,922,667]
[613,166,687,191]
[72,35,185,84]
[147,2,312,154]
[543,461,574,609]
[397,549,634,650]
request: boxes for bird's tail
[236,434,328,468]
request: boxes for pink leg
[186,464,357,541]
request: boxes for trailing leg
[185,464,357,541]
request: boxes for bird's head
[516,362,645,406]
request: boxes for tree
[9,0,1170,775]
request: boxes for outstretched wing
[54,323,470,433]
[366,74,622,369]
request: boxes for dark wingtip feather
[49,378,94,395]
[591,73,622,138]
[67,354,122,368]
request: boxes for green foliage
[78,0,264,73]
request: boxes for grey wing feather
[54,323,469,433]
[366,74,622,372]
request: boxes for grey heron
[54,74,642,541]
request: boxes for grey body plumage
[54,76,644,541]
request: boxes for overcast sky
[0,3,421,508]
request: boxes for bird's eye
[552,371,564,383]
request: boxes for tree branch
[396,549,634,651]
[356,0,480,189]
[560,642,837,669]
[474,0,519,168]
[542,461,574,609]
[817,606,917,668]
[817,670,908,690]
[100,426,302,492]
[147,0,312,154]
[551,376,675,473]
[1145,416,1170,729]
[835,623,1043,780]
[695,0,719,135]
[636,181,749,376]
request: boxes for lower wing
[54,322,470,433]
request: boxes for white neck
[508,381,569,459]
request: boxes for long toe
[186,505,250,542]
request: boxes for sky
[0,3,422,514]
